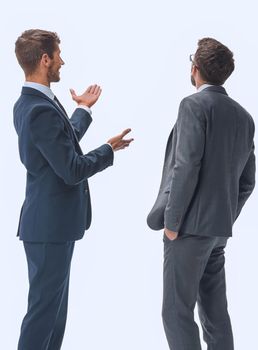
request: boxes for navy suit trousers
[18,241,75,350]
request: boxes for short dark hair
[194,38,234,85]
[15,29,60,75]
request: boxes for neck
[25,75,50,87]
[196,81,208,89]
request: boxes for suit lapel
[54,95,69,117]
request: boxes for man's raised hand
[70,85,102,108]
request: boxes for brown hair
[194,38,235,85]
[15,29,60,75]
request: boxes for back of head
[194,38,235,85]
[15,29,60,76]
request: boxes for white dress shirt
[197,83,215,92]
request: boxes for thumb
[69,88,77,100]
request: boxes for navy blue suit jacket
[14,87,114,242]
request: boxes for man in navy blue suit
[14,29,133,350]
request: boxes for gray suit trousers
[162,233,234,350]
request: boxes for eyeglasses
[189,54,199,68]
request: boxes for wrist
[77,104,92,115]
[78,103,91,108]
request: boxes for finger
[93,86,100,96]
[123,138,134,143]
[119,139,134,147]
[69,88,77,97]
[69,88,79,101]
[116,140,133,149]
[91,84,98,94]
[87,85,95,94]
[96,88,102,98]
[115,144,130,151]
[94,86,101,95]
[86,85,92,93]
[121,143,132,148]
[119,140,133,147]
[120,128,132,138]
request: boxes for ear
[41,53,51,67]
[191,64,198,74]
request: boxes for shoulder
[228,96,254,121]
[219,94,255,131]
[14,93,53,112]
[15,93,64,124]
[14,95,63,128]
[179,92,207,112]
[178,94,205,119]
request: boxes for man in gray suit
[147,38,256,350]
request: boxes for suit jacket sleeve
[69,108,92,142]
[29,106,114,185]
[164,97,205,232]
[235,141,256,221]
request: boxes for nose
[60,57,65,65]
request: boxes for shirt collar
[23,81,55,100]
[197,83,215,92]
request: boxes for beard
[191,74,196,86]
[47,65,60,83]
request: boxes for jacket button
[84,189,88,193]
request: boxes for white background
[0,0,257,349]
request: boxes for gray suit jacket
[147,86,256,237]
